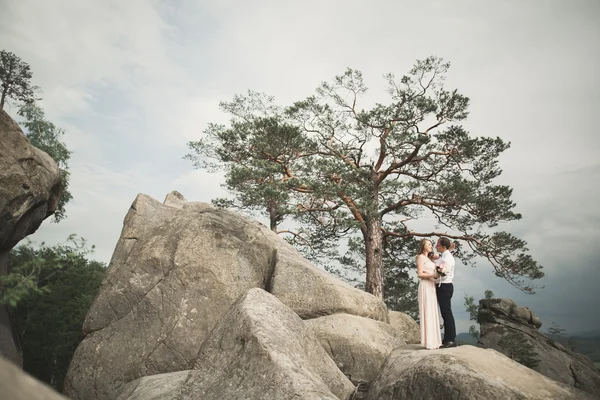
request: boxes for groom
[435,237,456,348]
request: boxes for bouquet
[436,264,447,277]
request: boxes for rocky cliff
[0,109,62,367]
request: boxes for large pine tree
[186,56,543,300]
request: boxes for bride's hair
[417,238,431,256]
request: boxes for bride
[416,239,442,349]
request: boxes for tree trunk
[0,88,6,110]
[364,215,384,299]
[268,201,278,232]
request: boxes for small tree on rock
[0,50,38,109]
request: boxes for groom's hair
[438,237,451,249]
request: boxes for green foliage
[464,290,494,340]
[498,332,540,369]
[17,102,73,222]
[329,229,420,318]
[381,235,420,320]
[464,295,478,321]
[384,276,419,321]
[1,235,91,306]
[7,236,106,391]
[186,56,544,299]
[0,50,39,109]
[1,240,57,307]
[185,91,314,231]
[464,294,480,339]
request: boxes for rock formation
[0,109,62,366]
[388,310,420,344]
[365,345,594,399]
[64,192,387,400]
[478,298,600,396]
[117,288,355,400]
[305,313,406,383]
[62,192,594,400]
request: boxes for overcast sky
[1,0,599,334]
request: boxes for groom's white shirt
[434,250,455,284]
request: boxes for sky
[1,0,599,335]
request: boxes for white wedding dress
[418,256,442,349]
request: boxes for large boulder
[478,298,542,328]
[0,109,62,366]
[115,371,190,400]
[478,298,600,395]
[365,345,594,400]
[0,108,61,256]
[305,313,406,383]
[388,311,419,344]
[64,192,387,400]
[0,355,68,400]
[269,242,388,322]
[116,289,355,400]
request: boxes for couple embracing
[416,237,456,350]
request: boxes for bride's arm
[416,255,437,280]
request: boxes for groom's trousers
[436,283,456,343]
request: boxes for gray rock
[0,108,61,253]
[269,241,389,322]
[117,289,355,400]
[478,298,600,396]
[64,194,277,400]
[388,311,419,344]
[0,355,68,400]
[65,192,386,400]
[0,109,62,367]
[365,345,594,400]
[479,298,517,318]
[305,313,406,383]
[115,371,190,400]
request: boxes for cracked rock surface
[477,298,600,396]
[61,192,598,400]
[0,109,62,368]
[64,192,387,400]
[365,345,595,400]
[0,109,62,254]
[117,289,354,400]
[305,313,406,383]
